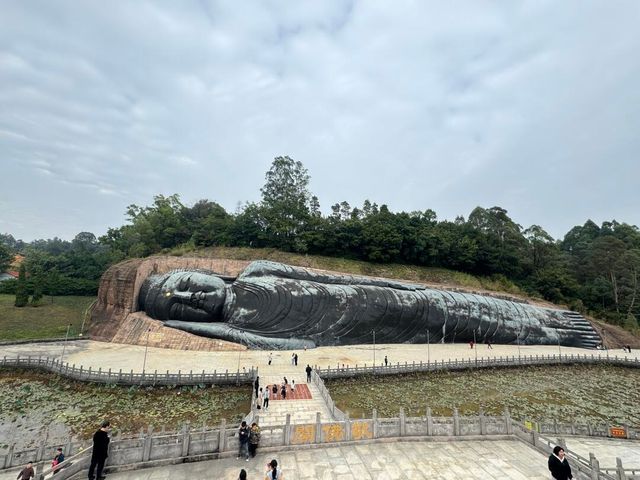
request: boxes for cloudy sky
[1,1,639,242]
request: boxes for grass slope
[0,294,96,341]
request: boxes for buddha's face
[140,271,227,321]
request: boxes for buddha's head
[139,270,227,322]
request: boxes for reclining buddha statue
[138,260,600,350]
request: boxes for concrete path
[1,341,637,375]
[1,342,640,479]
[566,436,640,469]
[99,439,554,480]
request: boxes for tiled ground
[103,439,553,480]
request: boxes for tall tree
[14,263,28,307]
[259,156,312,251]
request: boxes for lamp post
[236,341,243,385]
[473,329,478,366]
[427,329,430,365]
[372,330,376,373]
[60,323,72,366]
[516,331,522,363]
[142,328,151,373]
[557,334,562,358]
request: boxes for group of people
[15,421,110,480]
[236,422,283,479]
[16,448,65,479]
[236,459,283,479]
[237,420,262,461]
[12,414,571,480]
[267,351,306,366]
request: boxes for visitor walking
[263,386,270,411]
[469,340,474,349]
[294,353,298,366]
[52,447,65,474]
[384,355,388,366]
[268,353,273,365]
[280,383,287,400]
[254,376,260,397]
[291,353,295,365]
[272,383,277,397]
[237,421,250,461]
[486,340,493,349]
[249,422,261,457]
[16,461,34,480]
[257,388,263,410]
[305,364,312,382]
[283,376,288,385]
[548,446,573,480]
[264,459,283,479]
[291,379,295,392]
[88,420,111,480]
[238,469,247,480]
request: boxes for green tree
[589,236,627,315]
[14,263,29,307]
[184,200,232,247]
[624,313,639,332]
[31,276,43,306]
[259,156,312,251]
[125,194,189,253]
[0,241,12,272]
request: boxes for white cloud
[0,0,639,241]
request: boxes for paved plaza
[1,341,639,479]
[1,340,636,375]
[99,439,553,480]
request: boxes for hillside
[169,246,546,302]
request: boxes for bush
[0,279,17,294]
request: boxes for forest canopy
[2,156,639,331]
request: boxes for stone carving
[138,260,601,350]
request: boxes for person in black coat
[548,446,573,480]
[88,421,111,480]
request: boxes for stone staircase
[254,366,333,427]
[562,311,602,348]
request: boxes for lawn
[326,364,640,427]
[0,370,251,450]
[0,294,96,341]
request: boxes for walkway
[256,364,333,426]
[1,341,636,375]
[98,439,552,480]
[566,436,640,469]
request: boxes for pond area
[0,369,251,451]
[326,364,640,426]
